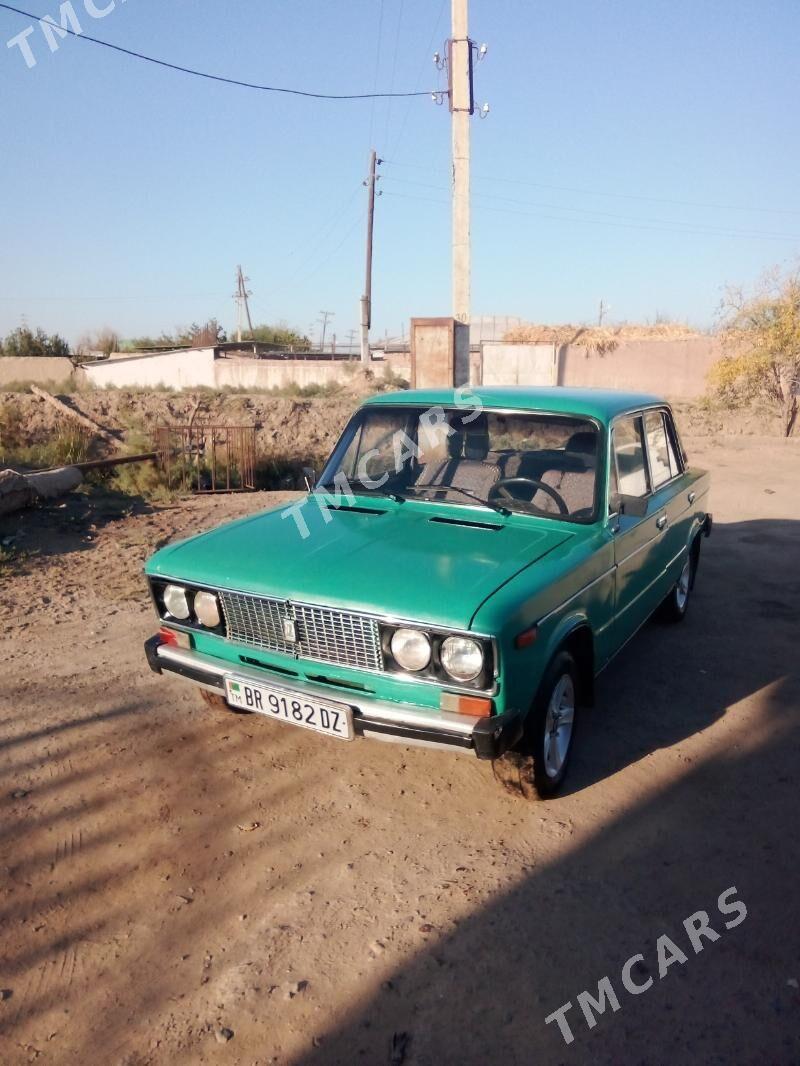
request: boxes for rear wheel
[493,651,579,799]
[659,547,695,623]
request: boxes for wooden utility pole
[360,148,379,365]
[449,0,474,383]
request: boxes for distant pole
[360,148,380,366]
[331,333,337,358]
[346,328,357,358]
[318,310,334,354]
[234,265,254,342]
[598,299,609,326]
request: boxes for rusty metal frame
[155,424,256,494]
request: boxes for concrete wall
[0,356,75,387]
[480,343,555,386]
[79,348,397,391]
[81,348,217,389]
[215,357,364,390]
[479,337,721,398]
[557,337,721,398]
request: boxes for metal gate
[155,424,257,493]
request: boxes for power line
[0,3,436,100]
[382,158,800,217]
[380,189,800,242]
[383,174,798,238]
[380,173,798,239]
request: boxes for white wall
[81,348,216,389]
[480,344,556,386]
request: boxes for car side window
[662,410,684,476]
[613,416,649,498]
[644,410,673,488]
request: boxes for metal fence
[155,423,257,493]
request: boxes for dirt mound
[0,389,357,468]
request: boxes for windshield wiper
[405,483,509,515]
[318,482,405,503]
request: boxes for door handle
[688,491,696,504]
[656,514,668,530]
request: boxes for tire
[493,651,579,799]
[659,548,694,623]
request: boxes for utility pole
[446,0,486,384]
[346,328,357,358]
[598,299,609,326]
[318,310,334,354]
[234,265,254,342]
[360,149,381,366]
[450,0,472,336]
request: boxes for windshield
[319,405,601,522]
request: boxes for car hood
[146,499,572,631]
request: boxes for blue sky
[1,0,798,345]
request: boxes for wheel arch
[541,612,596,708]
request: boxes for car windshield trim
[317,404,605,525]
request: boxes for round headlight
[441,636,484,683]
[163,584,190,620]
[194,590,221,628]
[390,628,431,672]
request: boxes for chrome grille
[219,591,384,672]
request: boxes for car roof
[363,386,664,422]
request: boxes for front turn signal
[440,692,493,716]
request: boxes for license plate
[224,677,354,741]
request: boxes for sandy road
[1,435,798,1065]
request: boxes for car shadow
[295,516,800,1064]
[560,517,800,795]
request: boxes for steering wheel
[489,476,569,516]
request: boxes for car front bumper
[145,635,522,760]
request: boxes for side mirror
[614,492,648,518]
[302,466,317,492]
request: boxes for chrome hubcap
[676,557,691,611]
[543,674,575,779]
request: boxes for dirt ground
[1,433,799,1065]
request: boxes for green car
[144,387,711,797]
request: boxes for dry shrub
[503,321,700,355]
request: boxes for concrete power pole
[360,149,380,366]
[449,0,478,384]
[318,310,334,355]
[234,265,254,343]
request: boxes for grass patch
[0,408,94,470]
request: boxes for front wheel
[529,651,578,796]
[494,651,579,799]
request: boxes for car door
[610,413,670,650]
[642,407,690,590]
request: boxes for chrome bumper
[145,636,521,760]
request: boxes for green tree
[248,322,311,349]
[1,326,71,358]
[74,328,120,362]
[179,319,227,347]
[711,269,800,436]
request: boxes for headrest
[447,430,464,459]
[463,429,490,461]
[566,431,597,456]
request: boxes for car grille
[218,591,384,673]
